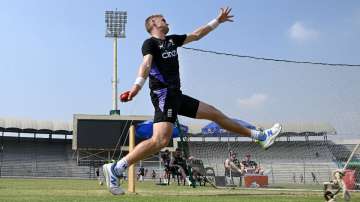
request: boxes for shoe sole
[102,164,125,195]
[263,124,282,150]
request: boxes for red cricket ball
[119,91,130,102]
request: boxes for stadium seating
[0,138,90,178]
[0,136,357,186]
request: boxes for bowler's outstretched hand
[217,7,234,23]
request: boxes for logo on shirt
[168,39,175,46]
[162,50,178,59]
[159,40,174,50]
[158,39,177,59]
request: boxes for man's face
[245,155,251,161]
[152,16,169,34]
[175,150,181,157]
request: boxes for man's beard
[162,26,169,34]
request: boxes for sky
[0,0,359,135]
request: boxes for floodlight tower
[105,10,127,115]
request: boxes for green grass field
[0,178,358,202]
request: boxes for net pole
[175,119,196,187]
[343,143,360,170]
[175,119,188,158]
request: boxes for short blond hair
[145,14,163,33]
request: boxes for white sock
[250,130,267,141]
[114,158,128,176]
[186,177,191,185]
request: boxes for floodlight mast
[105,10,127,115]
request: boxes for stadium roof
[255,122,337,135]
[1,117,337,137]
[0,118,72,135]
[188,122,337,136]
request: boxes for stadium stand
[0,118,92,178]
[0,137,90,178]
[0,117,358,189]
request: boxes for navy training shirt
[142,34,187,90]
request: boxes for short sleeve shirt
[142,34,187,90]
[242,160,257,168]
